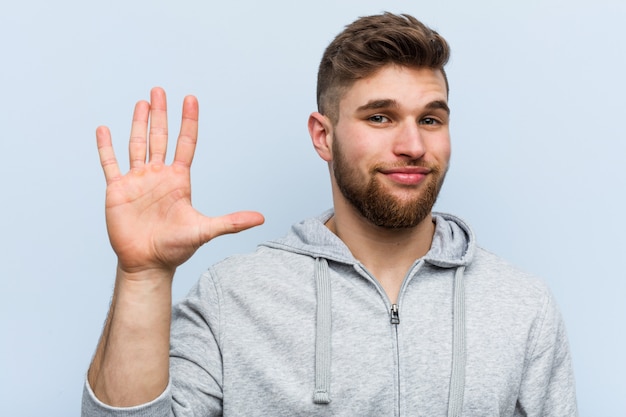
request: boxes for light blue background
[1,1,624,415]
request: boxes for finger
[96,126,122,184]
[173,95,199,168]
[129,100,149,169]
[200,211,265,242]
[148,87,168,164]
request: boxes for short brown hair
[317,13,450,123]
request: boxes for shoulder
[464,247,568,349]
[465,246,555,317]
[470,246,549,291]
[205,245,315,288]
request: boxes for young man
[83,13,578,417]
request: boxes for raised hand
[96,87,264,275]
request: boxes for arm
[86,88,264,408]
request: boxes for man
[83,12,578,416]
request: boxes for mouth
[378,166,431,186]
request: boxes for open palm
[97,88,264,275]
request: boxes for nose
[393,120,426,159]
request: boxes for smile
[378,167,431,185]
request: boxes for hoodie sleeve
[80,270,224,417]
[81,380,173,417]
[517,290,578,416]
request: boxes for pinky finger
[96,126,122,184]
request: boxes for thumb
[200,211,265,242]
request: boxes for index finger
[172,95,199,168]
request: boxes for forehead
[339,65,448,112]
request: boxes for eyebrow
[356,98,450,115]
[424,100,451,115]
[356,99,399,112]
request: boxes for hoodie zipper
[390,304,400,324]
[355,261,424,417]
[391,303,401,416]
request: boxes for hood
[262,209,476,269]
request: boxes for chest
[218,268,529,416]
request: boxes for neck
[327,200,435,303]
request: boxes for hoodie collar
[262,209,475,269]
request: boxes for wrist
[116,263,176,284]
[113,265,175,314]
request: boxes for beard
[332,141,447,229]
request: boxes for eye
[368,114,390,124]
[420,117,439,125]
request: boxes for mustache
[372,161,441,173]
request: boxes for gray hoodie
[82,211,578,416]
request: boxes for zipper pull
[390,304,400,325]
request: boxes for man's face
[330,65,451,228]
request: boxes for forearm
[88,265,174,407]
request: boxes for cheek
[333,127,381,163]
[442,144,452,163]
[430,136,451,164]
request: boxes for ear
[308,112,333,162]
